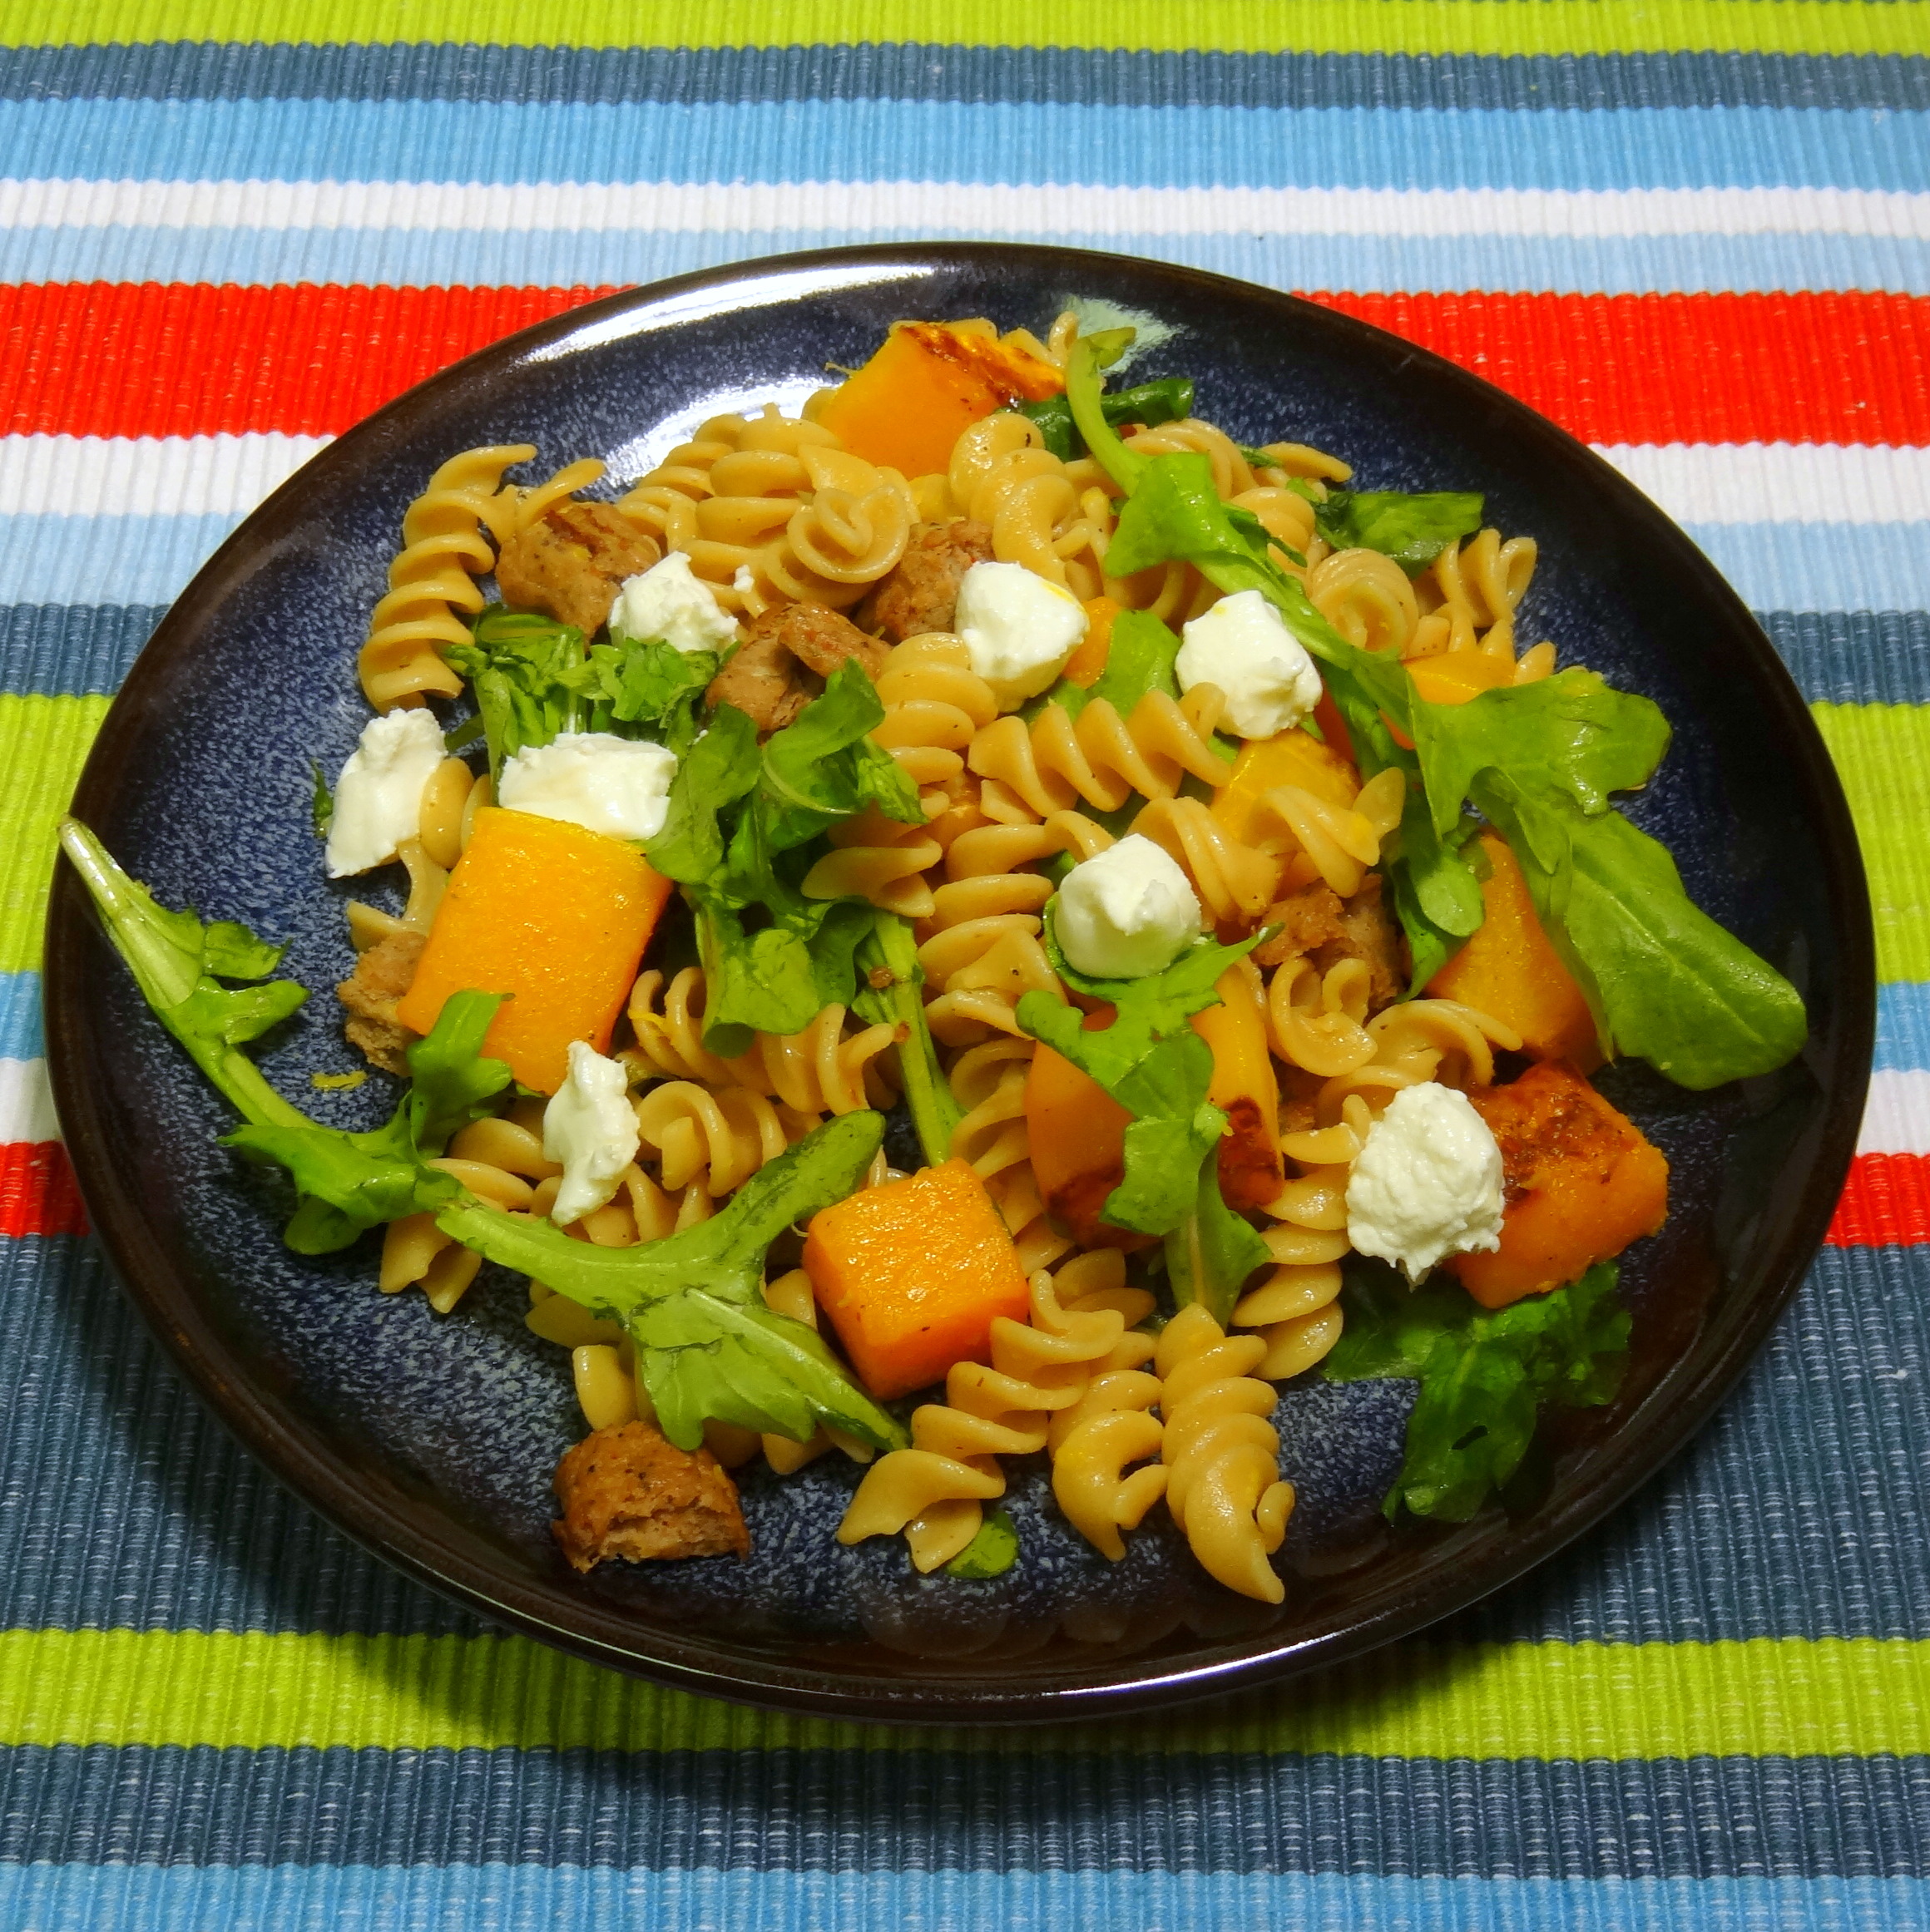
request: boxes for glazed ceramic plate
[43,245,1873,1722]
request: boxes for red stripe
[1827,1153,1930,1248]
[2,284,1927,447]
[0,1141,87,1239]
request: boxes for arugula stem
[854,911,961,1168]
[1065,332,1146,497]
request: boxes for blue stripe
[2,1744,1928,1878]
[5,44,1928,113]
[6,222,1926,299]
[22,504,1929,614]
[0,1864,1923,1929]
[4,100,1927,191]
[1761,610,1930,707]
[0,604,159,700]
[1,1234,1924,1643]
[0,976,41,1063]
[1683,524,1930,615]
[1877,985,1930,1075]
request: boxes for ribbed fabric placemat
[4,5,1929,1926]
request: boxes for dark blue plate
[42,245,1873,1722]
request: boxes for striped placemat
[3,5,1928,1927]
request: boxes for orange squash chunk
[1212,725,1360,845]
[1061,595,1121,689]
[1428,828,1600,1069]
[1191,966,1283,1212]
[814,321,1064,481]
[1449,1060,1669,1309]
[804,1159,1033,1400]
[1405,651,1520,706]
[394,805,673,1095]
[1024,1032,1152,1251]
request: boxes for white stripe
[1858,1071,1930,1157]
[0,1060,58,1146]
[4,178,1930,241]
[1594,443,1930,526]
[0,432,330,517]
[5,433,1924,526]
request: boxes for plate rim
[42,240,1877,1725]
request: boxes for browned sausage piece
[705,603,888,735]
[854,519,995,642]
[552,1419,751,1570]
[336,927,427,1075]
[494,502,662,635]
[1253,873,1408,1015]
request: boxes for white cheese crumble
[609,551,740,655]
[324,709,447,878]
[543,1040,641,1226]
[1175,589,1324,739]
[953,560,1089,709]
[497,730,678,842]
[1345,1081,1506,1281]
[1055,833,1203,980]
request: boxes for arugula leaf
[1017,377,1195,461]
[1017,914,1265,1237]
[851,907,960,1168]
[225,988,512,1254]
[1408,672,1806,1085]
[309,759,334,838]
[1162,1147,1271,1327]
[442,609,596,781]
[59,817,313,1135]
[946,1508,1020,1579]
[434,1109,905,1452]
[1037,607,1182,724]
[1325,1258,1631,1521]
[1314,488,1484,576]
[648,663,926,1053]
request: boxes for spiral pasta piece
[871,635,1000,788]
[359,443,534,709]
[1131,796,1282,926]
[948,414,1112,597]
[837,1267,1140,1570]
[753,443,918,612]
[968,684,1230,818]
[799,804,944,920]
[1156,1305,1294,1603]
[632,1081,800,1197]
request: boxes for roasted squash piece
[1023,1032,1148,1251]
[803,1158,1033,1401]
[393,806,673,1094]
[1428,828,1601,1069]
[813,321,1064,481]
[1448,1060,1669,1308]
[1405,650,1520,706]
[1061,595,1121,689]
[1212,725,1360,845]
[1191,963,1283,1212]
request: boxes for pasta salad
[64,313,1807,1605]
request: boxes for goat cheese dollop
[954,560,1089,709]
[609,551,739,655]
[543,1040,641,1226]
[1345,1080,1506,1280]
[1175,589,1323,739]
[324,708,447,878]
[497,730,678,842]
[1055,833,1203,980]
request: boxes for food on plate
[63,305,1809,1608]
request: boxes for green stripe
[0,695,109,977]
[2,1628,1926,1757]
[4,2,1923,57]
[1811,701,1930,985]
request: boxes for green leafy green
[1162,1146,1271,1327]
[945,1509,1020,1579]
[1017,376,1195,461]
[1017,913,1265,1238]
[434,1109,904,1452]
[1325,1259,1631,1520]
[1036,607,1182,724]
[1408,671,1808,1085]
[225,988,513,1253]
[1314,487,1485,576]
[851,907,960,1168]
[647,662,925,1054]
[308,759,334,838]
[443,605,723,778]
